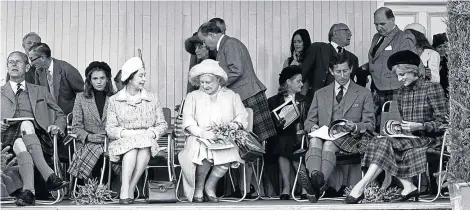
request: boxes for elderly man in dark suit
[301,23,366,109]
[197,21,277,196]
[5,32,42,83]
[28,43,84,115]
[360,7,417,131]
[299,53,375,203]
[1,51,69,206]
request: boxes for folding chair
[66,113,112,199]
[142,107,181,202]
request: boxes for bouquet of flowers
[197,123,239,150]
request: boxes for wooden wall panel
[0,1,379,114]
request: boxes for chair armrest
[165,128,174,136]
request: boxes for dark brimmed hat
[432,33,448,48]
[279,65,302,85]
[387,50,421,70]
[184,32,203,55]
[85,61,111,77]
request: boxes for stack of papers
[308,126,349,141]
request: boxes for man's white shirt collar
[10,80,26,94]
[216,34,225,51]
[334,80,350,96]
[47,59,54,76]
[330,41,340,53]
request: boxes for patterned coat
[68,93,108,179]
[362,79,448,178]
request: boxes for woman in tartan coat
[345,51,448,204]
[68,61,114,181]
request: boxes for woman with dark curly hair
[68,61,115,181]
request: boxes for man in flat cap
[345,50,448,203]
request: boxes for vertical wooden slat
[46,1,55,54]
[191,1,199,33]
[288,1,297,38]
[14,1,23,51]
[272,1,281,72]
[134,1,143,64]
[231,1,241,38]
[109,1,118,74]
[77,1,87,73]
[239,1,249,46]
[0,1,8,80]
[215,1,223,20]
[125,1,135,59]
[297,1,306,30]
[280,1,289,61]
[346,1,356,55]
[207,1,216,24]
[142,1,151,91]
[181,2,191,94]
[69,1,79,69]
[313,1,322,42]
[93,1,103,62]
[150,1,159,93]
[37,2,47,45]
[362,1,372,65]
[30,1,39,34]
[329,0,338,27]
[199,0,207,23]
[53,1,62,59]
[305,1,314,42]
[62,1,71,63]
[354,1,364,66]
[256,1,265,82]
[223,1,232,33]
[248,1,257,73]
[174,1,184,104]
[338,0,347,23]
[85,1,94,69]
[101,1,111,65]
[264,1,275,98]
[321,1,330,42]
[158,1,168,106]
[22,1,31,45]
[117,1,127,70]
[166,2,175,110]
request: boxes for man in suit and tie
[1,51,69,206]
[299,53,375,203]
[5,32,42,83]
[197,21,277,197]
[301,23,367,109]
[360,7,417,131]
[28,43,84,115]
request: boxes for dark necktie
[337,46,343,54]
[336,85,344,103]
[16,83,23,96]
[371,36,385,57]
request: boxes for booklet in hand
[197,138,235,150]
[3,117,35,124]
[271,98,300,130]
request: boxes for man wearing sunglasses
[28,43,84,116]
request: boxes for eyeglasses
[29,56,41,62]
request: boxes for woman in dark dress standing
[267,65,307,200]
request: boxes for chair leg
[292,157,307,202]
[220,165,247,202]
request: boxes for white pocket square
[385,46,392,50]
[353,104,360,107]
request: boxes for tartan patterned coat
[68,92,108,179]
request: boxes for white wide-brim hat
[121,57,144,82]
[404,23,426,36]
[188,59,228,86]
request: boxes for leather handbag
[380,101,402,136]
[234,130,265,162]
[145,160,178,203]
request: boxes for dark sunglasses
[29,56,41,62]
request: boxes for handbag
[380,101,402,136]
[234,130,265,162]
[145,157,178,203]
[295,100,306,146]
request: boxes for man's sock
[16,151,35,193]
[305,147,322,173]
[321,150,336,182]
[21,134,54,181]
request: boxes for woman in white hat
[404,23,441,83]
[105,57,168,204]
[178,59,248,203]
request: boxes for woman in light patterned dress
[178,59,248,203]
[105,57,168,205]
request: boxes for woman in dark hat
[345,50,448,204]
[68,61,114,182]
[184,32,217,93]
[267,65,307,200]
[433,33,449,96]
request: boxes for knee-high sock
[16,151,35,193]
[194,161,211,197]
[305,147,322,174]
[205,165,229,196]
[22,134,54,181]
[321,151,336,182]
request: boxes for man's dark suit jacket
[34,58,84,115]
[300,42,366,107]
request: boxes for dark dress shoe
[306,193,318,203]
[391,189,419,202]
[15,190,35,206]
[300,194,308,200]
[298,165,316,196]
[119,198,131,205]
[46,174,69,191]
[344,193,364,204]
[129,198,135,204]
[279,194,290,200]
[310,170,326,190]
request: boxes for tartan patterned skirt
[242,91,277,142]
[361,136,431,178]
[68,142,105,179]
[331,132,374,154]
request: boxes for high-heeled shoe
[279,194,290,200]
[204,191,219,203]
[193,196,205,203]
[391,189,419,202]
[129,198,135,204]
[119,198,131,205]
[344,193,364,204]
